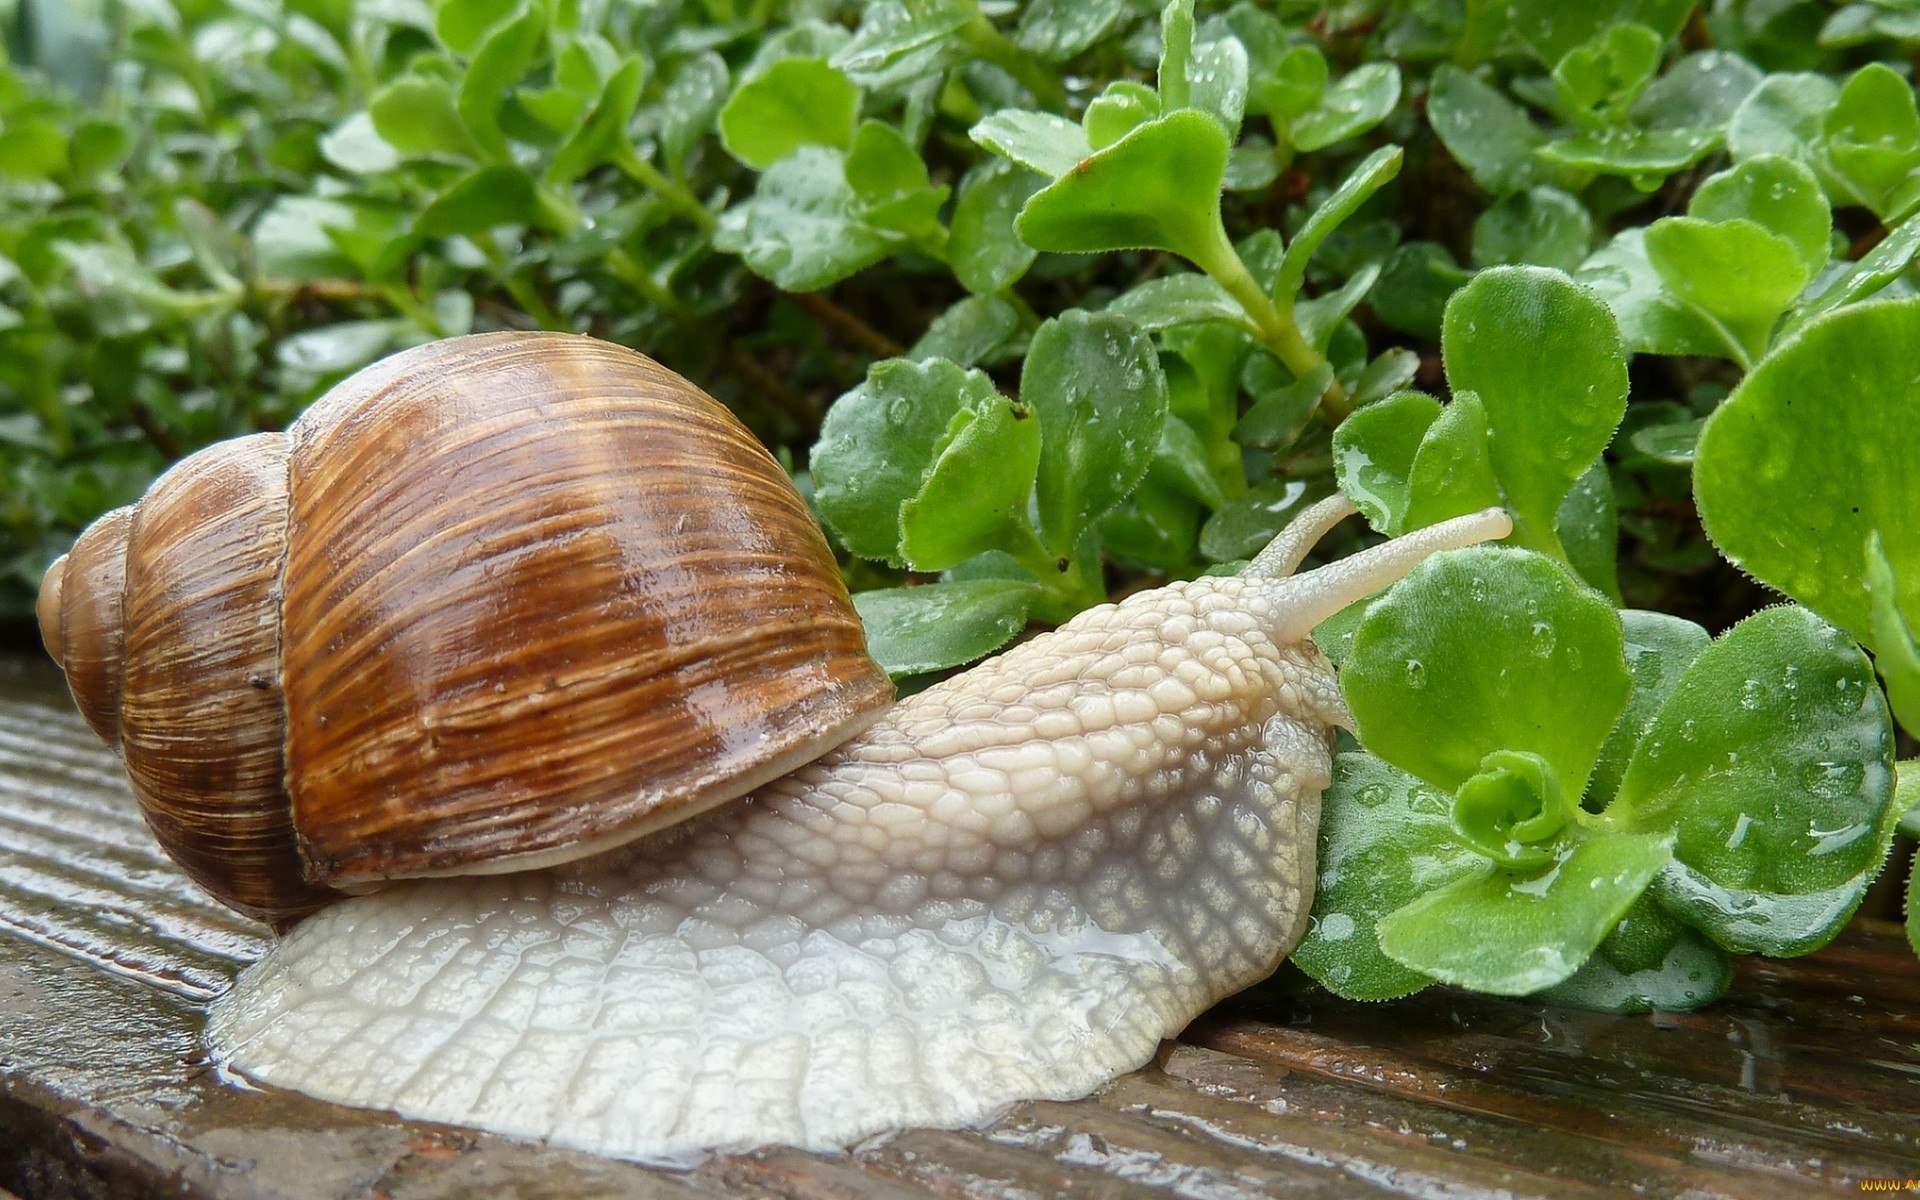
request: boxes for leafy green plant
[1299,270,1901,1009]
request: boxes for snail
[39,331,1512,1160]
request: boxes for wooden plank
[2,652,1917,1199]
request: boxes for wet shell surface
[37,333,893,924]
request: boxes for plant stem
[791,292,908,358]
[1003,518,1104,615]
[608,248,686,318]
[613,144,718,232]
[1190,219,1353,420]
[471,231,564,330]
[380,283,442,336]
[1000,288,1043,331]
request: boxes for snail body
[37,333,892,926]
[39,332,1511,1156]
[207,501,1509,1159]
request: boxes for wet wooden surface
[1,653,1917,1199]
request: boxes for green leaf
[1295,262,1381,352]
[1823,63,1920,219]
[831,1,967,90]
[1644,218,1808,365]
[1276,146,1402,304]
[950,159,1041,294]
[0,118,67,180]
[415,164,541,235]
[1107,274,1247,333]
[1352,350,1420,410]
[1473,187,1592,272]
[1186,37,1250,141]
[1610,606,1898,956]
[1234,363,1333,453]
[1428,65,1553,194]
[898,392,1042,573]
[1024,311,1170,555]
[1552,23,1662,123]
[1343,545,1631,797]
[1866,533,1920,736]
[1259,43,1329,120]
[910,295,1023,368]
[1199,479,1312,562]
[1727,71,1837,168]
[854,581,1039,678]
[1689,155,1831,278]
[1627,418,1704,466]
[321,112,401,174]
[1537,126,1721,177]
[1293,62,1400,153]
[1510,0,1692,66]
[1084,81,1163,151]
[1294,752,1472,1001]
[1403,391,1504,531]
[252,196,359,280]
[1588,611,1712,810]
[369,73,476,158]
[1532,894,1733,1013]
[1909,850,1919,959]
[1015,110,1230,263]
[546,55,645,185]
[1441,267,1629,558]
[845,121,948,242]
[436,0,522,54]
[651,52,730,177]
[1015,0,1128,61]
[458,5,544,160]
[970,110,1090,178]
[68,120,130,179]
[741,146,896,291]
[1633,50,1763,133]
[1556,461,1620,603]
[1144,414,1228,510]
[1332,390,1439,535]
[1453,749,1576,868]
[1695,299,1920,651]
[719,58,860,170]
[1376,831,1674,995]
[1157,0,1195,111]
[1578,228,1726,358]
[814,358,1009,565]
[1788,210,1920,334]
[1374,242,1471,340]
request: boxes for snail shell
[37,333,893,927]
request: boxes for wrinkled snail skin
[207,503,1512,1161]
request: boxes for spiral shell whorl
[40,332,892,924]
[43,506,135,745]
[117,432,339,926]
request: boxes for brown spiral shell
[36,333,894,927]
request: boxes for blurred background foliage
[0,0,1912,634]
